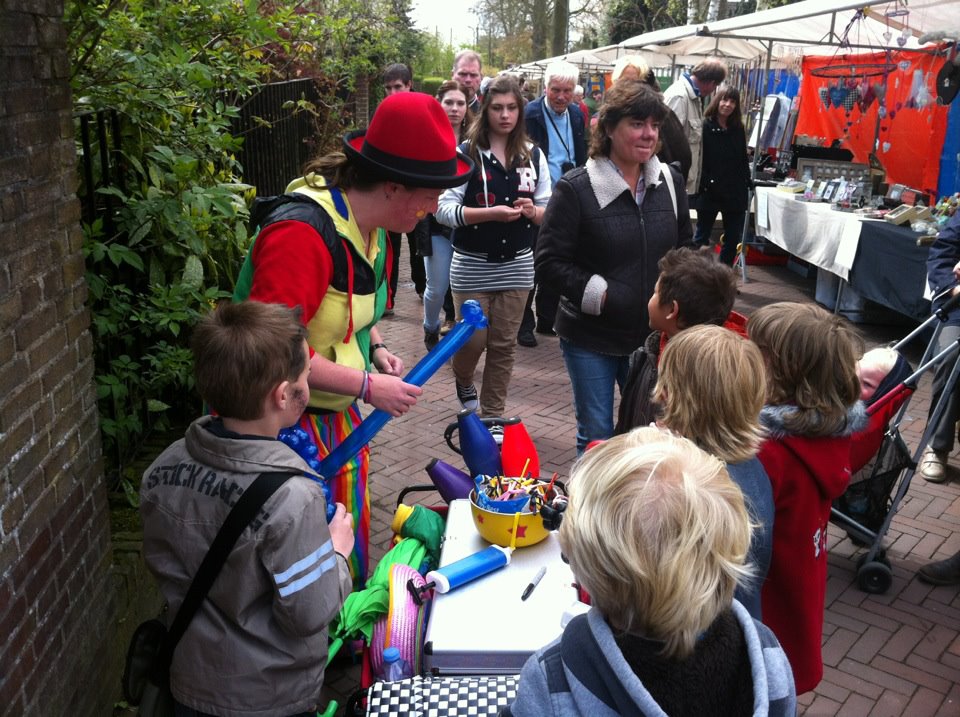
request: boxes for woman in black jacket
[696,86,750,265]
[536,81,692,454]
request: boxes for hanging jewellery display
[807,1,934,155]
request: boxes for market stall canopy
[508,44,673,79]
[619,0,953,62]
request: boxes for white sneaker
[919,447,948,483]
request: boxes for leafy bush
[66,0,428,487]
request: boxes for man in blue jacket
[916,211,960,586]
[520,60,587,347]
[918,210,960,485]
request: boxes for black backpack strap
[249,192,379,296]
[158,471,296,672]
[250,193,335,239]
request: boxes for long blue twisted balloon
[316,299,488,479]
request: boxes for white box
[422,500,578,675]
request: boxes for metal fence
[76,108,123,235]
[230,78,323,196]
[74,78,325,229]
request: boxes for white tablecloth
[755,187,863,280]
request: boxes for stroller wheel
[857,557,893,594]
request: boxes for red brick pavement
[320,253,960,716]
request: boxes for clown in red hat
[234,91,475,587]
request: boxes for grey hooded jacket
[140,416,352,717]
[506,602,796,717]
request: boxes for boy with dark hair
[615,247,739,432]
[382,62,412,94]
[140,300,354,717]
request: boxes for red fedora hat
[343,92,474,188]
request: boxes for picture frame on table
[822,179,841,202]
[884,204,918,225]
[815,181,829,200]
[834,179,849,203]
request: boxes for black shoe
[535,324,556,336]
[917,551,960,586]
[424,329,440,351]
[456,382,479,411]
[517,330,537,347]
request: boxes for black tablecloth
[849,220,931,321]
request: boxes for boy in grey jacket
[505,427,795,717]
[140,301,354,717]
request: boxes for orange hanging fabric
[794,49,949,196]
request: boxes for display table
[754,187,931,320]
[422,500,578,676]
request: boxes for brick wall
[0,4,116,716]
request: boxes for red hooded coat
[757,404,867,694]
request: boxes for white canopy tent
[507,44,674,79]
[619,0,953,64]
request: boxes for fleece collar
[585,154,665,210]
[759,402,869,440]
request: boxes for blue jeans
[560,339,630,455]
[423,234,454,332]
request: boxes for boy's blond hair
[859,346,897,372]
[561,427,752,660]
[748,302,863,436]
[654,325,766,464]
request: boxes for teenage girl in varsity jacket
[437,75,551,417]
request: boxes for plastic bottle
[380,646,412,682]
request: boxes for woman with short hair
[536,80,693,454]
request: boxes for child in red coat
[748,302,867,694]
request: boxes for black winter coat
[699,117,750,210]
[536,156,693,356]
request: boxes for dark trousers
[694,194,747,266]
[519,284,559,334]
[387,231,427,308]
[175,702,315,717]
[443,287,455,322]
[928,324,960,453]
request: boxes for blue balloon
[316,300,488,478]
[279,426,335,521]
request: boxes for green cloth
[395,504,445,566]
[332,538,428,642]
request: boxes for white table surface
[755,186,868,280]
[422,499,578,675]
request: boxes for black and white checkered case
[365,675,519,716]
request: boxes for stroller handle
[936,290,960,320]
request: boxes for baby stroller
[831,292,960,594]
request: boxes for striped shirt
[450,246,535,293]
